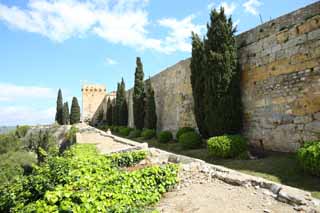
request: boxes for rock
[294,115,313,124]
[305,121,320,133]
[270,184,282,194]
[263,209,271,213]
[314,112,320,120]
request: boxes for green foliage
[157,131,173,143]
[15,125,31,138]
[133,57,145,129]
[118,78,128,126]
[144,79,157,129]
[0,151,37,185]
[70,97,80,125]
[297,141,320,176]
[0,144,178,212]
[207,135,248,158]
[0,133,21,154]
[108,150,147,167]
[112,99,118,126]
[176,127,195,140]
[62,102,70,125]
[179,131,202,149]
[118,127,133,137]
[190,8,242,138]
[65,126,78,145]
[142,129,156,140]
[55,89,64,125]
[24,129,58,163]
[106,98,113,126]
[128,129,142,139]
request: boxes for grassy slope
[133,137,320,199]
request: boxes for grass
[131,137,320,199]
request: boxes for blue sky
[0,0,316,126]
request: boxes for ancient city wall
[126,2,320,152]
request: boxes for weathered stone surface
[84,2,320,152]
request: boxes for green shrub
[157,131,173,143]
[297,141,320,176]
[118,127,133,137]
[207,135,248,158]
[128,129,142,139]
[110,126,120,133]
[0,144,179,212]
[176,127,195,140]
[179,131,202,149]
[141,129,156,140]
[15,125,30,138]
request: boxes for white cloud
[158,15,204,53]
[208,2,236,16]
[219,2,236,16]
[0,0,202,54]
[0,106,55,126]
[0,83,56,102]
[243,0,262,16]
[105,57,117,65]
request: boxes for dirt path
[155,164,315,213]
[77,131,131,154]
[157,180,295,213]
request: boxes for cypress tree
[106,98,113,126]
[190,8,242,137]
[144,79,157,129]
[121,99,128,126]
[55,89,63,125]
[97,107,104,123]
[70,97,80,124]
[111,98,117,125]
[62,102,70,125]
[133,57,145,129]
[114,83,121,125]
[191,32,207,137]
[118,78,128,126]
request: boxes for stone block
[305,121,320,133]
[293,115,313,124]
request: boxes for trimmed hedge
[297,141,320,176]
[118,127,133,137]
[141,129,156,140]
[127,129,142,139]
[179,131,202,149]
[157,131,173,143]
[176,127,195,140]
[207,135,247,158]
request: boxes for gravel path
[156,167,311,213]
[77,132,131,154]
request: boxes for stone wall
[125,2,320,152]
[127,59,196,135]
[237,2,320,151]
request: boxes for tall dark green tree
[70,97,80,124]
[190,32,207,137]
[55,89,63,125]
[106,98,113,125]
[133,57,145,129]
[118,78,128,126]
[113,83,121,125]
[96,107,104,124]
[111,99,117,125]
[144,79,157,129]
[62,102,70,125]
[190,8,242,137]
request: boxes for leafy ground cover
[0,144,179,212]
[133,137,320,199]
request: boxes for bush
[128,129,142,139]
[176,127,195,140]
[207,135,247,158]
[179,131,202,149]
[118,127,133,137]
[141,129,156,140]
[0,144,179,212]
[15,125,30,138]
[297,141,320,176]
[157,131,173,143]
